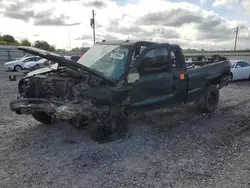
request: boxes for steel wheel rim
[104,117,122,138]
[208,92,217,106]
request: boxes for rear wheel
[88,106,128,143]
[14,65,22,71]
[35,64,40,69]
[196,85,219,113]
[229,73,233,82]
[32,112,55,124]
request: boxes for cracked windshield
[77,44,128,80]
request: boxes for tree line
[0,34,90,54]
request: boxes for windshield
[77,44,129,80]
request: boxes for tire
[196,85,219,113]
[32,112,55,124]
[88,106,128,143]
[229,73,233,82]
[35,64,40,69]
[14,65,22,71]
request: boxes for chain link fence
[0,45,82,63]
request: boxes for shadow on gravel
[2,100,250,187]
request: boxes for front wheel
[14,65,22,71]
[196,85,219,113]
[35,64,40,69]
[88,106,128,143]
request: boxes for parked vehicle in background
[64,55,81,61]
[10,42,230,143]
[15,55,29,60]
[230,60,250,82]
[70,55,81,61]
[23,58,52,71]
[4,56,42,71]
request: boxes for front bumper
[4,65,13,71]
[10,98,109,120]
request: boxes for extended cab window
[138,47,169,76]
[170,50,177,69]
[170,48,183,69]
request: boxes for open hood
[17,46,117,86]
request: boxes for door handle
[173,75,178,80]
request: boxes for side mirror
[127,73,139,84]
[235,65,241,68]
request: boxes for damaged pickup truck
[10,41,231,143]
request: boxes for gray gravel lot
[0,65,250,188]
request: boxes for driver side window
[23,57,34,62]
[137,47,169,76]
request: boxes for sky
[0,0,249,50]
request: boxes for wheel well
[14,65,22,70]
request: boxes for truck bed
[186,60,231,103]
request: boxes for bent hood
[18,46,117,86]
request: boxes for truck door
[127,44,174,111]
[169,46,188,104]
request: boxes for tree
[70,47,90,54]
[0,41,8,45]
[1,35,17,44]
[33,40,55,52]
[20,39,31,46]
[57,48,66,52]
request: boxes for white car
[24,58,51,70]
[25,63,58,77]
[230,60,250,81]
[63,55,81,61]
[4,56,42,71]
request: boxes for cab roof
[96,40,155,46]
[96,40,180,48]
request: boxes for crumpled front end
[10,67,113,125]
[10,98,110,123]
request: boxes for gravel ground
[1,65,250,188]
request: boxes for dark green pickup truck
[10,41,231,143]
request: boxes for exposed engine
[12,68,111,126]
[19,68,104,99]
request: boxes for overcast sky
[0,0,249,50]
